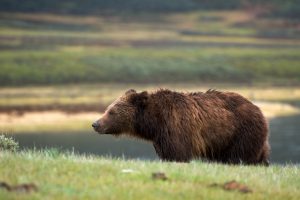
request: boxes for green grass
[0,150,299,200]
[0,47,299,85]
[0,134,19,152]
[0,11,300,86]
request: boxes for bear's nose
[92,121,100,129]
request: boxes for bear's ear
[130,91,148,110]
[125,89,136,95]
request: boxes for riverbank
[1,84,299,133]
[0,150,299,200]
[0,101,299,133]
[1,85,300,112]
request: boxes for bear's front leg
[153,141,190,162]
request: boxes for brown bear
[92,89,270,165]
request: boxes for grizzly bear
[92,89,270,165]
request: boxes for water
[13,133,158,160]
[269,114,300,163]
[11,114,300,164]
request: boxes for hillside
[0,10,299,86]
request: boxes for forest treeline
[0,0,299,19]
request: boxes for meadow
[0,149,299,200]
[0,11,300,86]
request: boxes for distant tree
[0,0,298,19]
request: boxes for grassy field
[0,11,300,86]
[0,150,299,200]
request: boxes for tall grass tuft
[0,134,19,152]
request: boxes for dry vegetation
[0,84,299,133]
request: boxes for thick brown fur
[93,89,270,165]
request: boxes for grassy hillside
[0,11,299,86]
[0,150,299,200]
[1,47,299,85]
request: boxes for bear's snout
[92,121,100,130]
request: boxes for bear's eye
[108,110,115,115]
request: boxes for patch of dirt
[152,172,168,181]
[209,180,252,194]
[0,181,38,193]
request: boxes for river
[11,114,300,164]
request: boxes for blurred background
[0,0,299,163]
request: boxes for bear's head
[92,89,148,136]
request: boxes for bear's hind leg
[258,141,270,166]
[221,136,267,165]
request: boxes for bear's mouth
[92,127,103,134]
[94,127,110,135]
[95,128,121,136]
[94,129,104,134]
